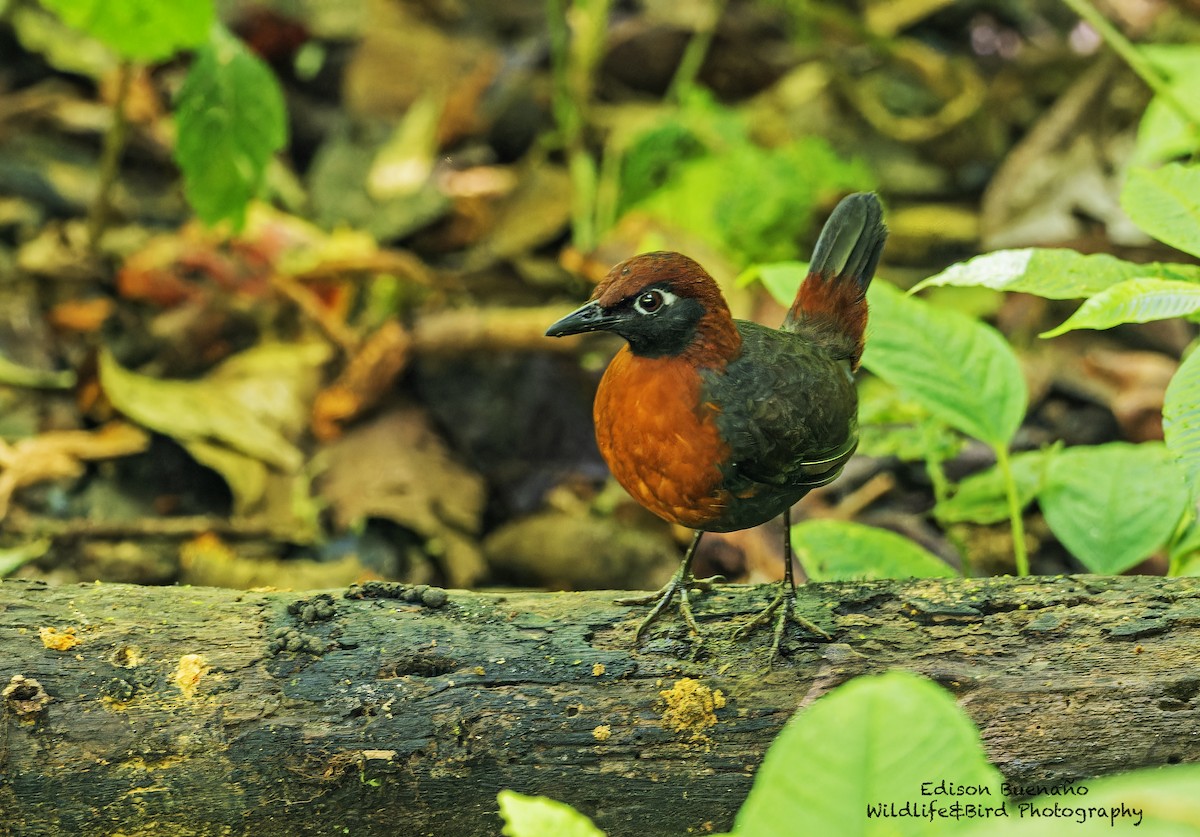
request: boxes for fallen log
[1,574,1197,836]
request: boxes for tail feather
[783,192,887,368]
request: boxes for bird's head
[545,252,740,361]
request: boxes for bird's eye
[635,290,665,314]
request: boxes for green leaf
[498,791,605,837]
[632,137,872,267]
[959,763,1200,836]
[1121,164,1200,259]
[734,671,1003,837]
[911,248,1200,300]
[1136,98,1200,169]
[862,282,1027,449]
[857,377,965,464]
[1133,46,1200,166]
[935,448,1055,526]
[174,25,288,228]
[792,520,954,581]
[0,539,50,578]
[1040,278,1200,338]
[39,0,213,62]
[1164,348,1200,506]
[1040,443,1189,574]
[0,352,76,389]
[1168,516,1200,577]
[736,261,807,308]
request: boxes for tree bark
[1,575,1197,836]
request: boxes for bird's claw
[734,586,832,662]
[616,573,724,641]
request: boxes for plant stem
[1061,0,1200,130]
[88,60,134,254]
[546,0,611,252]
[995,445,1029,576]
[667,0,727,102]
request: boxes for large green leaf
[959,764,1200,836]
[498,791,605,837]
[39,0,212,61]
[911,248,1200,300]
[174,25,287,228]
[1134,46,1200,166]
[1163,347,1200,506]
[862,282,1026,449]
[1040,278,1200,338]
[934,448,1055,526]
[1040,443,1189,574]
[734,671,1003,837]
[1121,164,1200,259]
[793,520,954,581]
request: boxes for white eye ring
[634,288,677,314]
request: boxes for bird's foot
[733,584,832,662]
[615,570,725,641]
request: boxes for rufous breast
[593,346,733,529]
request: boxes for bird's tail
[783,192,887,369]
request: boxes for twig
[87,60,134,254]
[1061,0,1200,130]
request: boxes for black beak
[545,300,621,337]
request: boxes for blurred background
[0,0,1196,592]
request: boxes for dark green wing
[702,321,859,491]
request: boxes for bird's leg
[615,531,723,641]
[733,509,831,660]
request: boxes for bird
[546,192,887,659]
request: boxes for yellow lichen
[592,725,612,742]
[112,644,144,668]
[592,663,605,677]
[171,654,209,698]
[659,678,725,741]
[39,626,80,651]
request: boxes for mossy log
[1,575,1198,836]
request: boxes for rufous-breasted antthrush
[546,192,887,658]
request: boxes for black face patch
[608,290,705,358]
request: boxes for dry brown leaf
[0,422,149,519]
[312,321,412,441]
[317,406,486,587]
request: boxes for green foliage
[39,0,213,61]
[958,766,1200,836]
[856,376,964,466]
[616,121,708,212]
[547,0,612,251]
[1039,443,1189,574]
[497,791,605,837]
[174,25,288,228]
[624,117,873,267]
[734,672,1003,837]
[912,248,1200,300]
[793,520,954,581]
[1121,163,1200,260]
[934,442,1187,574]
[861,282,1026,451]
[1163,348,1200,506]
[1168,517,1200,577]
[1134,45,1200,165]
[895,159,1200,577]
[934,449,1055,526]
[1040,278,1200,337]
